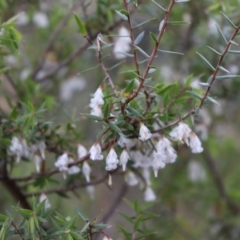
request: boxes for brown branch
[123,0,176,107]
[32,3,80,79]
[198,24,240,109]
[24,173,109,197]
[99,183,128,223]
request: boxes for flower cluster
[170,122,203,153]
[8,137,46,172]
[54,153,80,179]
[89,87,104,117]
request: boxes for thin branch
[32,3,80,79]
[24,173,109,197]
[122,0,176,108]
[198,24,240,109]
[99,183,128,223]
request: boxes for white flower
[33,154,43,173]
[119,149,130,171]
[89,87,104,118]
[144,187,156,202]
[188,132,203,153]
[82,162,91,182]
[33,12,49,28]
[86,186,95,200]
[188,160,206,183]
[151,151,166,177]
[139,123,152,141]
[89,143,103,161]
[39,193,51,209]
[113,26,131,59]
[117,134,133,149]
[90,105,103,118]
[68,158,81,175]
[170,122,191,144]
[54,153,69,179]
[105,148,119,171]
[102,237,112,240]
[125,171,139,186]
[77,144,88,159]
[155,137,177,164]
[30,141,46,159]
[8,137,29,163]
[130,150,152,168]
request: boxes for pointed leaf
[218,65,229,73]
[150,32,158,43]
[196,52,215,71]
[216,75,240,80]
[134,45,150,58]
[207,46,221,55]
[115,10,128,21]
[215,23,227,44]
[221,12,237,29]
[206,96,220,105]
[134,31,145,45]
[187,91,202,100]
[74,13,87,37]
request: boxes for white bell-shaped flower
[119,149,130,171]
[152,151,166,177]
[125,171,139,186]
[105,147,119,171]
[82,162,91,182]
[139,123,152,141]
[54,153,69,179]
[68,157,81,175]
[188,132,203,153]
[89,143,103,161]
[33,154,43,173]
[144,187,156,202]
[170,122,191,144]
[77,144,88,159]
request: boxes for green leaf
[2,12,24,26]
[92,223,109,230]
[151,0,166,11]
[132,18,156,28]
[115,10,128,21]
[75,207,89,222]
[134,45,150,58]
[198,82,211,87]
[196,52,215,71]
[19,209,33,220]
[150,32,158,43]
[228,50,240,54]
[167,21,191,25]
[108,122,122,134]
[221,12,237,29]
[0,214,7,222]
[148,66,157,73]
[85,114,103,121]
[218,65,229,73]
[205,96,220,105]
[187,91,202,100]
[175,0,190,2]
[158,49,184,55]
[215,23,227,44]
[134,31,145,45]
[126,106,144,119]
[184,74,193,87]
[207,46,222,55]
[74,13,87,37]
[216,75,240,80]
[124,79,135,93]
